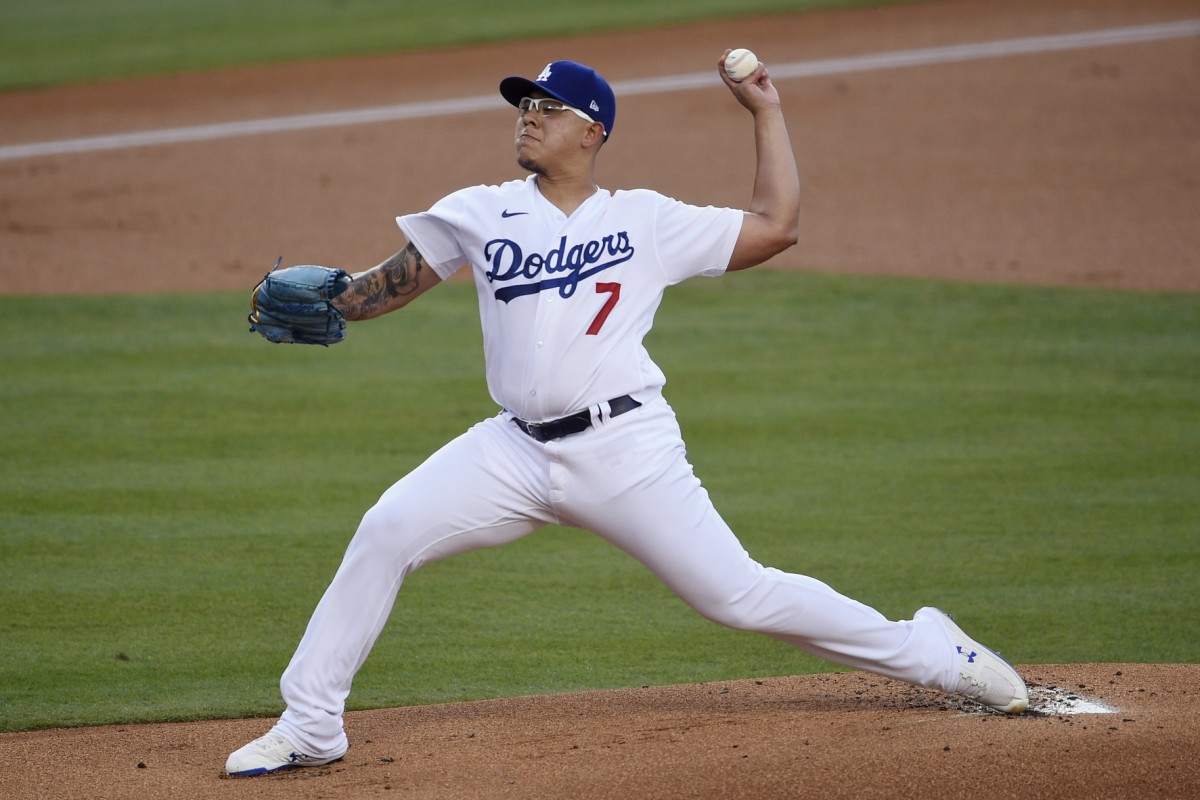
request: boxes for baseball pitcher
[230,54,1027,777]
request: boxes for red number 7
[586,282,621,335]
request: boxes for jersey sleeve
[651,195,744,284]
[395,189,474,280]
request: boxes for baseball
[724,48,759,82]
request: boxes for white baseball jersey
[397,175,742,422]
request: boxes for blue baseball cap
[500,60,616,139]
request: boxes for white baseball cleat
[920,607,1029,714]
[225,731,346,777]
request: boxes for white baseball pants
[273,393,958,756]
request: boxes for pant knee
[698,603,756,631]
[687,567,805,635]
[339,502,426,578]
[691,586,769,632]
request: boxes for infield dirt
[1,0,1197,797]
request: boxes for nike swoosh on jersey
[501,209,529,218]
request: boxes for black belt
[512,395,642,443]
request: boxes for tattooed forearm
[383,243,428,297]
[334,242,428,320]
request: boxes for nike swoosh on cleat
[501,209,528,218]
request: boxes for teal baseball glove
[248,260,352,345]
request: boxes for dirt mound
[5,665,1198,799]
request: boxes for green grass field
[2,272,1197,732]
[0,0,894,91]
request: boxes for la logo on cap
[536,64,553,82]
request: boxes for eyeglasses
[518,96,596,124]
